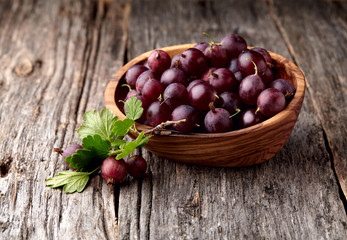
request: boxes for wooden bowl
[105,44,305,167]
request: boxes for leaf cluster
[46,97,150,193]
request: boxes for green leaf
[46,171,90,194]
[125,96,143,120]
[136,131,145,142]
[119,142,127,149]
[116,141,138,160]
[77,109,118,142]
[137,135,150,148]
[115,131,150,160]
[66,135,110,172]
[113,119,134,136]
[110,139,127,148]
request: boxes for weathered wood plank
[0,0,130,239]
[117,0,347,239]
[1,0,346,239]
[269,0,347,201]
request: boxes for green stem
[203,32,215,44]
[132,123,138,133]
[255,108,260,115]
[88,166,101,175]
[203,32,216,51]
[246,58,258,75]
[229,109,241,118]
[121,84,132,91]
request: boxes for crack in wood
[146,169,153,240]
[136,179,142,239]
[122,2,131,66]
[114,183,120,227]
[123,40,129,65]
[322,128,347,215]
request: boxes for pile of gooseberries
[124,33,295,133]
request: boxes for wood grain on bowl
[105,44,305,167]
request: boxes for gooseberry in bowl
[104,43,305,167]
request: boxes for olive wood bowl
[105,44,305,167]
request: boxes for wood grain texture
[105,45,305,166]
[269,0,347,201]
[0,0,346,239]
[116,0,347,239]
[0,0,130,239]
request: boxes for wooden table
[1,0,346,239]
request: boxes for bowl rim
[104,43,305,138]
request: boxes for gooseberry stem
[203,32,217,51]
[158,94,163,102]
[229,109,241,118]
[121,84,132,91]
[246,58,258,75]
[88,166,101,175]
[203,32,216,44]
[210,72,219,78]
[209,102,216,113]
